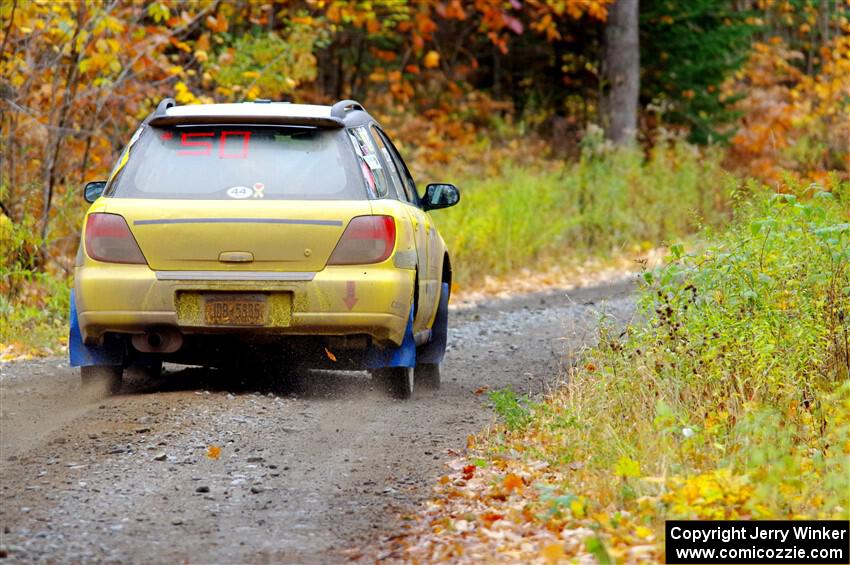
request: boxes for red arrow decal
[343,281,358,310]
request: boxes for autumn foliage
[728,34,850,185]
[1,0,848,353]
[1,0,846,247]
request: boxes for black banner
[665,520,849,564]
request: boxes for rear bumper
[74,263,414,346]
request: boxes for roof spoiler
[155,97,177,116]
[141,97,177,125]
[145,97,353,128]
[148,114,345,128]
[330,99,365,119]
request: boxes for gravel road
[0,279,635,564]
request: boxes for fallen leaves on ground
[0,341,67,363]
[377,450,629,564]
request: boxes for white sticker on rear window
[226,186,253,199]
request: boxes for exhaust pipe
[131,328,183,354]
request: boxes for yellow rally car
[69,99,459,399]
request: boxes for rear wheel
[80,365,123,395]
[371,366,414,399]
[415,363,441,390]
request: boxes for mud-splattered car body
[71,99,459,398]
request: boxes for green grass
[437,138,733,285]
[0,273,70,354]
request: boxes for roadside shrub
[470,182,848,559]
[572,183,849,514]
[0,212,70,354]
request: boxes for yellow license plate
[204,295,267,326]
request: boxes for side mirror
[422,183,460,211]
[84,181,107,203]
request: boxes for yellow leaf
[423,50,440,69]
[174,81,199,104]
[540,543,565,564]
[147,2,171,23]
[570,497,585,518]
[615,456,641,478]
[105,16,124,34]
[206,445,221,460]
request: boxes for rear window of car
[106,125,366,200]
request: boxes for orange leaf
[462,465,476,481]
[206,445,221,460]
[503,473,523,492]
[325,348,337,362]
[205,14,228,33]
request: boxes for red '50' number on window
[176,131,251,158]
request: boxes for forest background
[1,0,848,352]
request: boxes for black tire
[371,366,414,399]
[415,363,441,390]
[80,365,123,395]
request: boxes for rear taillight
[84,213,147,264]
[328,215,396,265]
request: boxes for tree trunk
[603,0,639,145]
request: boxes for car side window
[347,126,390,198]
[369,125,406,201]
[374,127,419,206]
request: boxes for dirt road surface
[0,280,635,564]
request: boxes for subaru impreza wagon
[70,99,459,399]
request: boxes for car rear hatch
[104,199,371,272]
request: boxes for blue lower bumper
[69,289,123,368]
